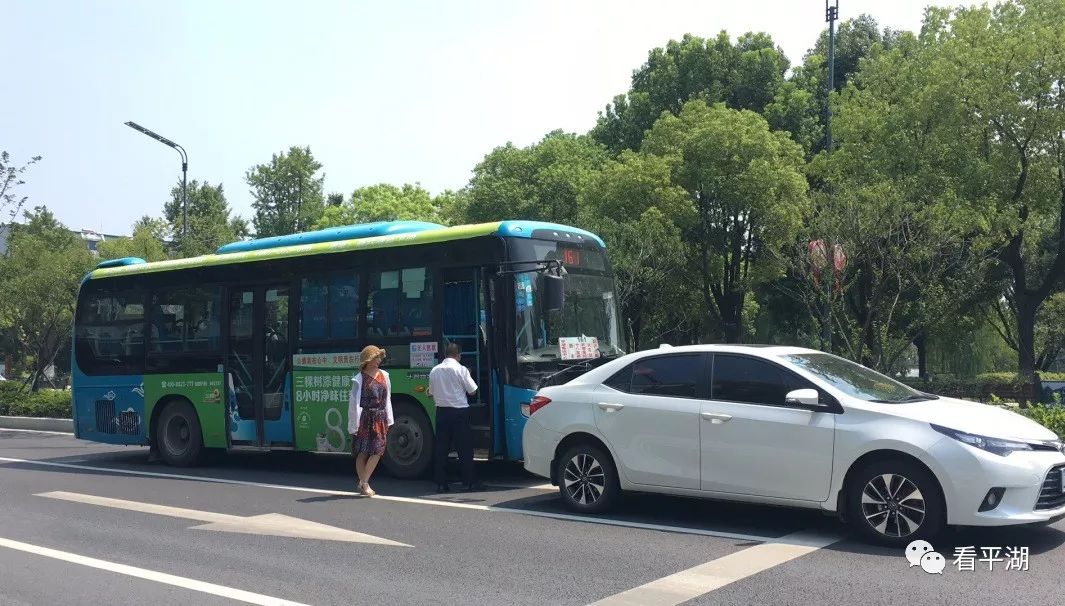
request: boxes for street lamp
[825,0,839,154]
[124,121,188,238]
[821,0,839,350]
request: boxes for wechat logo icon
[905,540,944,574]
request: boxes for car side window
[605,354,702,399]
[712,354,809,407]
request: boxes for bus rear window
[75,290,146,375]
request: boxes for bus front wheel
[383,401,433,478]
[155,400,203,467]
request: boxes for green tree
[592,32,790,154]
[804,14,902,95]
[919,0,1065,382]
[164,180,248,257]
[1,150,41,222]
[315,183,440,228]
[245,146,325,237]
[463,131,608,224]
[642,100,809,342]
[578,151,691,348]
[807,28,983,371]
[434,189,470,226]
[97,218,168,262]
[0,207,95,389]
[773,15,900,157]
[990,291,1065,373]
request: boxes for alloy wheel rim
[861,473,926,538]
[563,453,606,505]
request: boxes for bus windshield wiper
[540,350,612,385]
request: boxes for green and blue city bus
[71,220,626,477]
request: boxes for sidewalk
[0,416,73,433]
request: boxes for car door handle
[701,412,732,424]
[597,402,625,412]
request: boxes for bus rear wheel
[382,401,433,478]
[155,400,203,467]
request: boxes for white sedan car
[522,345,1065,545]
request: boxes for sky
[2,0,952,236]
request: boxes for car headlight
[931,424,1033,456]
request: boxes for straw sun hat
[359,345,386,368]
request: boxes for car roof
[565,344,823,386]
[641,344,819,356]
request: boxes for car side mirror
[543,273,565,312]
[785,388,821,408]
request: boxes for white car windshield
[781,353,936,403]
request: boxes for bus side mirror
[543,273,565,312]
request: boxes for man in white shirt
[428,342,478,492]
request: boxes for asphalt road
[1,429,1063,605]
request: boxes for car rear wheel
[846,458,945,546]
[557,443,620,514]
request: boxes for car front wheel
[556,443,620,514]
[846,458,945,546]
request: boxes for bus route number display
[559,336,599,360]
[561,248,581,267]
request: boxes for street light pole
[825,0,838,154]
[822,0,839,351]
[124,121,188,239]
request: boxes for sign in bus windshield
[551,246,605,272]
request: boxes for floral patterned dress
[353,371,389,456]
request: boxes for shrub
[1017,404,1065,439]
[0,385,72,418]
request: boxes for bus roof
[87,220,606,280]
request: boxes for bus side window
[75,290,146,375]
[299,272,360,344]
[150,287,222,353]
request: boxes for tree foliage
[246,146,325,237]
[0,150,42,223]
[592,33,790,154]
[642,100,809,342]
[923,0,1065,380]
[96,218,168,262]
[164,180,248,258]
[0,207,95,389]
[462,131,608,224]
[316,183,441,227]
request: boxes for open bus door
[440,267,493,456]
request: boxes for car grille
[1035,464,1065,511]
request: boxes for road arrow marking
[36,491,410,547]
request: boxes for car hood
[885,397,1057,442]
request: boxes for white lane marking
[588,530,839,606]
[0,456,796,544]
[483,481,557,491]
[37,490,410,546]
[0,536,309,606]
[0,428,74,436]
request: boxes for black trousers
[434,407,474,485]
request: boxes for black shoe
[435,483,451,493]
[461,482,483,492]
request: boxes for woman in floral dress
[348,345,394,496]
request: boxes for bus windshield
[513,242,626,369]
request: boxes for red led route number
[561,248,581,267]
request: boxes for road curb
[0,416,73,433]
